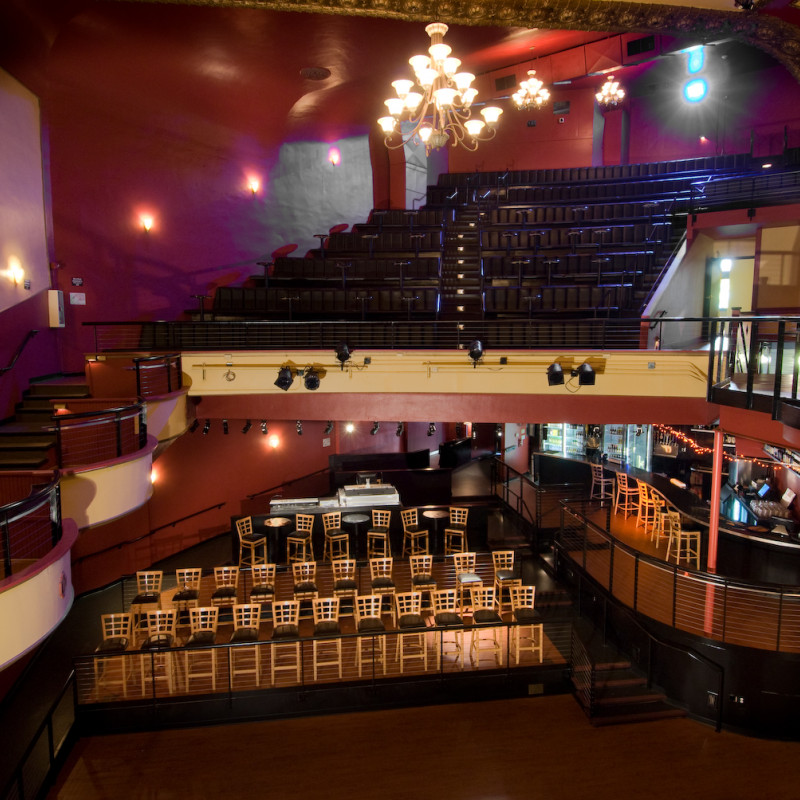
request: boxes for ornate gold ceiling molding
[116,0,800,82]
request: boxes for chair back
[292,561,317,584]
[101,612,132,641]
[312,596,341,625]
[294,513,315,533]
[665,510,682,533]
[188,606,219,635]
[322,511,342,532]
[135,570,163,594]
[331,558,356,582]
[617,473,636,493]
[142,609,176,637]
[590,463,607,481]
[409,554,433,578]
[400,508,418,530]
[431,588,459,615]
[369,557,393,580]
[273,600,300,627]
[236,516,254,539]
[213,565,239,589]
[492,550,514,573]
[251,563,276,587]
[453,551,477,575]
[470,586,498,613]
[638,481,650,502]
[509,585,536,612]
[355,594,382,622]
[176,567,202,591]
[395,591,421,616]
[232,603,261,632]
[449,507,469,527]
[371,509,391,528]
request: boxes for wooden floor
[49,694,800,800]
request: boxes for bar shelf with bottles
[603,424,652,471]
[542,424,586,457]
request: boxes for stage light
[683,78,708,103]
[547,363,564,386]
[573,363,596,385]
[275,367,294,391]
[241,420,252,434]
[189,419,200,433]
[324,421,334,435]
[303,368,320,390]
[345,422,355,433]
[261,420,268,435]
[396,422,404,437]
[371,422,380,436]
[428,422,436,437]
[202,419,211,435]
[296,420,303,436]
[335,342,352,369]
[468,340,483,367]
[222,419,229,435]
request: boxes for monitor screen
[757,483,771,498]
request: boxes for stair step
[25,382,89,399]
[0,452,50,469]
[16,398,56,411]
[589,702,686,727]
[13,409,56,422]
[0,436,55,450]
[0,421,56,436]
[593,684,662,705]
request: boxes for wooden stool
[286,513,315,564]
[367,509,392,559]
[322,511,350,562]
[509,585,543,664]
[590,463,613,506]
[614,473,638,519]
[355,595,387,676]
[401,508,429,557]
[469,587,503,666]
[444,507,469,555]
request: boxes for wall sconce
[275,366,294,391]
[328,147,341,166]
[150,468,157,484]
[345,422,355,433]
[4,256,24,285]
[247,177,260,194]
[140,214,154,232]
[296,420,303,436]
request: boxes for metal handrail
[0,330,38,377]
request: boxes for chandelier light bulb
[377,22,503,155]
[596,75,625,108]
[512,70,550,111]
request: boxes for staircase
[439,206,483,319]
[0,377,89,470]
[571,622,685,726]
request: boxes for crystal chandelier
[512,70,550,111]
[596,75,625,108]
[377,23,503,154]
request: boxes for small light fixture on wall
[296,420,304,436]
[345,422,355,433]
[3,256,24,285]
[140,214,154,232]
[328,147,341,167]
[268,433,280,448]
[247,176,260,194]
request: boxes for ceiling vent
[495,74,517,92]
[553,100,571,115]
[627,36,655,57]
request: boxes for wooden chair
[183,606,219,691]
[394,591,428,673]
[270,600,301,685]
[171,567,202,625]
[249,563,277,615]
[401,508,429,557]
[469,586,503,667]
[431,588,464,669]
[229,603,262,687]
[322,511,350,562]
[355,595,386,676]
[331,558,358,617]
[292,561,319,620]
[130,570,163,632]
[94,613,133,698]
[409,554,436,611]
[590,463,614,506]
[286,513,315,564]
[509,585,543,664]
[636,482,659,530]
[492,550,520,613]
[444,507,469,555]
[614,473,638,518]
[369,557,396,624]
[665,513,701,568]
[139,609,177,695]
[312,597,342,680]
[210,566,239,615]
[236,516,268,566]
[453,552,483,614]
[367,509,392,559]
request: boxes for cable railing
[556,503,800,654]
[132,353,182,397]
[54,403,148,468]
[0,474,61,581]
[689,168,800,214]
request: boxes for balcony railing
[132,353,182,397]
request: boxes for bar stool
[270,601,301,685]
[139,609,177,696]
[492,550,520,613]
[210,566,239,617]
[431,588,464,669]
[590,463,614,506]
[636,482,659,530]
[130,570,163,633]
[311,597,342,681]
[509,585,543,664]
[614,473,638,519]
[652,507,677,548]
[249,563,277,616]
[322,511,349,562]
[171,567,202,626]
[395,591,428,673]
[469,587,503,666]
[355,595,386,676]
[183,606,219,692]
[94,613,133,698]
[367,509,392,559]
[229,605,262,689]
[444,507,469,555]
[401,508,429,557]
[409,554,437,611]
[286,513,315,564]
[235,516,267,566]
[453,552,483,616]
[369,557,396,624]
[665,514,701,568]
[331,558,358,617]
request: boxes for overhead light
[547,363,564,386]
[241,420,252,434]
[296,420,303,436]
[396,422,404,437]
[222,419,229,435]
[260,420,269,435]
[468,340,483,367]
[335,342,352,370]
[202,419,211,435]
[572,363,596,385]
[512,70,550,111]
[427,422,436,437]
[345,422,355,433]
[324,420,334,435]
[303,367,320,390]
[371,422,380,436]
[596,75,625,109]
[275,366,294,391]
[189,419,200,433]
[377,22,502,154]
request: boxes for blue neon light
[687,47,705,74]
[683,78,708,103]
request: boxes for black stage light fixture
[303,367,320,390]
[275,366,294,391]
[202,419,211,435]
[335,342,352,370]
[324,420,334,435]
[396,422,404,437]
[370,422,380,436]
[189,419,200,433]
[222,419,229,435]
[547,363,565,386]
[427,422,436,437]
[468,340,484,367]
[260,420,268,435]
[296,420,303,436]
[241,420,252,434]
[572,363,595,386]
